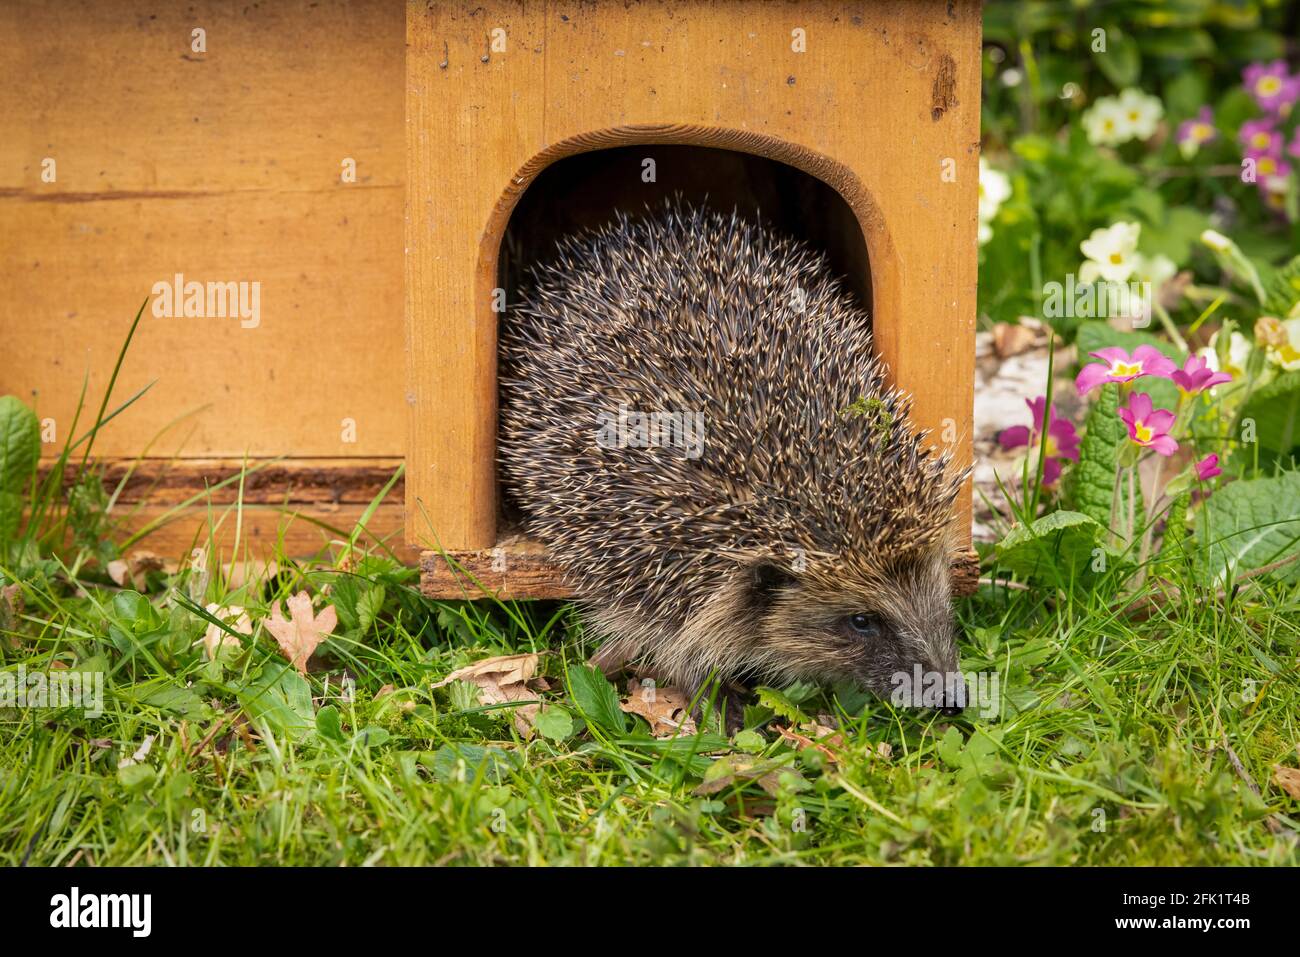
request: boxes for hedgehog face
[748,548,964,713]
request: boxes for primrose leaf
[996,510,1110,582]
[1065,381,1145,533]
[1195,472,1300,586]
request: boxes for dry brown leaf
[106,560,130,586]
[432,653,540,736]
[776,722,845,763]
[992,322,1038,359]
[619,678,697,737]
[1273,765,1300,800]
[198,603,252,660]
[693,756,798,797]
[0,583,21,650]
[107,552,169,588]
[264,591,337,675]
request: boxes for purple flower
[1289,126,1300,160]
[1176,107,1217,157]
[1240,118,1283,155]
[1254,153,1292,182]
[1075,345,1178,396]
[1118,393,1179,457]
[998,396,1079,486]
[1170,355,1233,396]
[1243,60,1300,115]
[1195,454,1222,482]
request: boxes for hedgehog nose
[938,672,967,716]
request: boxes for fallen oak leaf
[432,653,540,736]
[620,678,697,737]
[264,591,337,675]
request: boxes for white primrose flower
[1116,88,1164,141]
[1080,221,1142,282]
[977,157,1011,246]
[1082,96,1131,146]
[1201,330,1253,380]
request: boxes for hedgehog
[499,201,970,715]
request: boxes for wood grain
[0,0,406,459]
[114,502,413,565]
[49,457,404,506]
[420,539,981,599]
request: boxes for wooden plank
[405,0,547,550]
[406,0,980,553]
[0,0,406,460]
[44,457,405,506]
[113,502,414,565]
[420,539,981,600]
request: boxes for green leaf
[1138,28,1214,59]
[0,395,40,537]
[533,705,574,742]
[355,583,386,633]
[352,726,390,748]
[236,662,316,744]
[1064,382,1143,532]
[1159,491,1191,562]
[1139,206,1210,266]
[996,510,1109,581]
[565,664,627,734]
[1239,372,1300,453]
[1262,254,1300,318]
[137,683,212,721]
[754,686,811,724]
[117,763,156,792]
[1093,30,1140,87]
[1216,29,1285,63]
[316,704,345,742]
[1195,472,1300,585]
[428,743,521,784]
[0,396,39,493]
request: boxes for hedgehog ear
[749,560,795,607]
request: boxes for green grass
[2,483,1298,866]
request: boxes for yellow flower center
[1044,436,1059,458]
[1111,361,1141,377]
[1109,252,1124,265]
[1103,119,1115,131]
[1128,111,1140,122]
[1251,132,1272,149]
[1134,421,1153,443]
[1193,123,1212,141]
[1258,76,1282,96]
[1259,157,1277,175]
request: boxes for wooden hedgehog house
[3,0,981,599]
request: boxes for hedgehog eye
[846,613,883,639]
